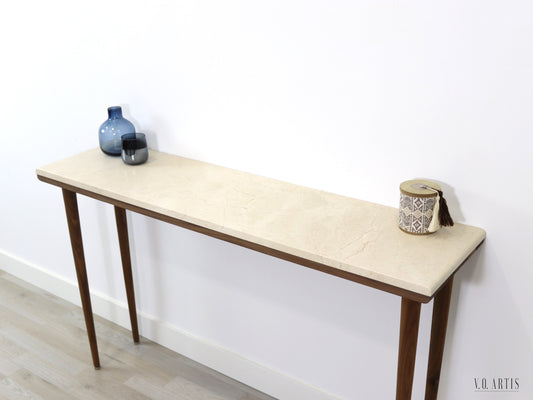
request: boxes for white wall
[1,1,532,399]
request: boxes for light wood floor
[0,270,276,400]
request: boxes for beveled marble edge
[428,235,484,294]
[36,149,486,298]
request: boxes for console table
[36,148,485,400]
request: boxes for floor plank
[0,270,276,400]
[9,369,72,400]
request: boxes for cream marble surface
[37,149,485,297]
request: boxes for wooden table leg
[396,297,421,400]
[62,189,100,369]
[114,206,140,343]
[425,277,454,400]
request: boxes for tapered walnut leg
[425,277,454,400]
[62,189,100,369]
[114,206,140,343]
[396,298,421,400]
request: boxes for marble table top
[37,149,485,299]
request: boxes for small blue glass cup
[121,133,148,165]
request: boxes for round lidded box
[399,180,442,235]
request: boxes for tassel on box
[424,186,454,232]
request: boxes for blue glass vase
[99,106,136,156]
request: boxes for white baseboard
[0,250,341,400]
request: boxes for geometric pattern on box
[399,192,436,234]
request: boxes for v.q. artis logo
[474,377,519,392]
